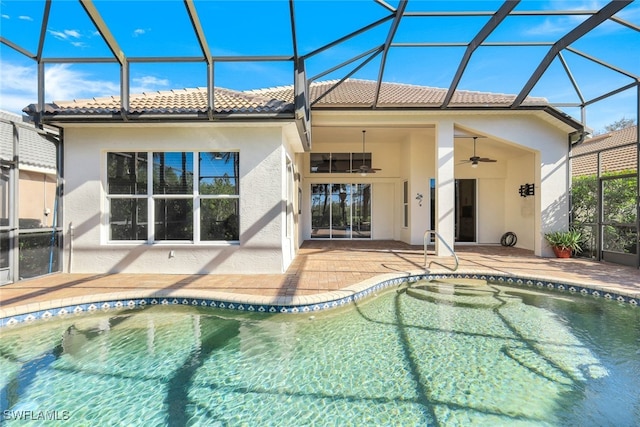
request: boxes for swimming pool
[1,279,638,426]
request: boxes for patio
[1,241,638,320]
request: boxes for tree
[604,117,636,132]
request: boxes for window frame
[105,150,240,244]
[310,152,372,174]
[403,180,409,228]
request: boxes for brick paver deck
[1,241,638,319]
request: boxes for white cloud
[133,28,146,37]
[48,29,69,40]
[64,29,81,38]
[525,1,638,36]
[0,59,178,115]
[48,29,82,42]
[131,75,170,93]
[44,64,120,101]
[523,18,570,36]
[18,15,33,21]
[1,14,9,19]
[0,60,122,114]
[0,62,37,113]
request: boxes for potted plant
[543,229,584,258]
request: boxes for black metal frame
[1,0,639,269]
[1,1,637,126]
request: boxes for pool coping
[2,268,638,328]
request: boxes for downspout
[68,222,74,273]
[10,123,19,282]
[47,188,58,273]
[567,128,588,230]
[48,127,63,274]
[636,83,639,269]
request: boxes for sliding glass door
[311,183,371,239]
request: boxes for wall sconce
[415,193,423,207]
[519,183,535,197]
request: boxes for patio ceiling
[1,0,639,145]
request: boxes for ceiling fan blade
[478,158,497,162]
[355,130,382,173]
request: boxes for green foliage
[571,170,638,254]
[604,117,636,133]
[18,232,60,278]
[571,175,598,226]
[544,229,584,252]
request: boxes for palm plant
[544,229,584,256]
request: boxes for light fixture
[519,183,535,197]
[348,130,381,176]
[471,161,478,168]
[214,152,223,160]
[359,130,369,176]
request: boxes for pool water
[1,279,639,426]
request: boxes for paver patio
[1,241,638,319]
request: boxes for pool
[1,279,638,426]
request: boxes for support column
[435,121,455,255]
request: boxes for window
[107,151,239,243]
[310,152,371,173]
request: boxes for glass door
[311,183,371,239]
[352,184,371,238]
[311,184,331,238]
[331,184,350,239]
[0,163,11,284]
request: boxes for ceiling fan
[348,130,381,176]
[460,136,497,168]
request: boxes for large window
[107,151,239,243]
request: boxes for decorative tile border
[1,272,636,328]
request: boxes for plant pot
[552,247,572,258]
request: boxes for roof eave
[32,111,296,125]
[309,103,583,131]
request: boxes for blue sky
[1,0,638,133]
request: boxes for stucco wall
[63,124,290,274]
[504,154,536,250]
[453,114,569,256]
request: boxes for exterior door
[311,183,371,239]
[0,159,14,284]
[455,179,476,242]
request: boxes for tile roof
[0,110,57,172]
[33,87,293,116]
[572,125,638,176]
[248,79,549,107]
[27,79,549,117]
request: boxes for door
[455,179,476,242]
[0,159,13,284]
[311,183,371,239]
